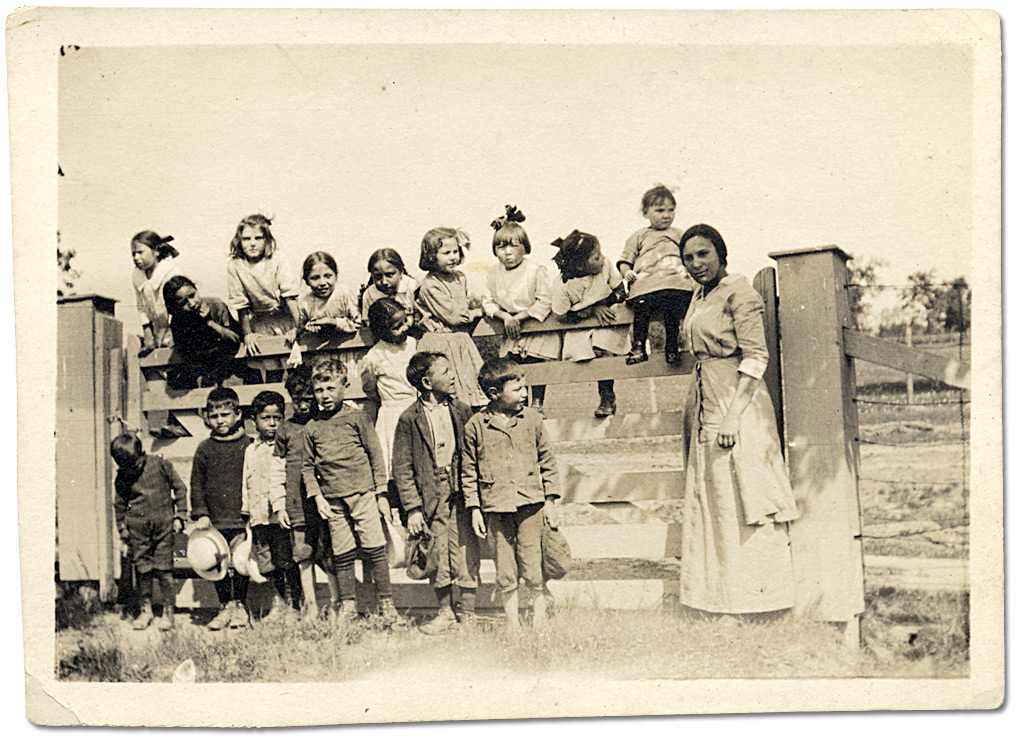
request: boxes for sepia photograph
[9,6,1003,727]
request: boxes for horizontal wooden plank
[843,328,970,390]
[143,378,367,412]
[560,523,680,559]
[472,309,635,338]
[544,412,685,442]
[140,328,376,369]
[863,555,969,592]
[562,468,683,504]
[520,352,692,386]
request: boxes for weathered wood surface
[843,328,971,390]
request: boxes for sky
[58,41,974,335]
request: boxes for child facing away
[162,275,259,388]
[226,214,301,380]
[360,248,419,325]
[550,230,631,418]
[130,230,182,355]
[482,206,561,414]
[361,297,419,489]
[463,358,560,632]
[111,433,188,631]
[301,357,402,624]
[240,391,302,617]
[414,227,488,407]
[276,365,341,617]
[618,185,694,366]
[392,352,479,634]
[190,386,253,631]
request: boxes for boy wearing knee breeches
[111,433,187,631]
[463,358,561,632]
[393,352,479,634]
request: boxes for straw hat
[186,527,229,581]
[230,531,268,584]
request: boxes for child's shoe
[594,395,617,418]
[156,607,175,632]
[626,349,648,365]
[419,609,458,635]
[132,602,154,631]
[228,600,250,629]
[379,598,409,629]
[455,611,478,631]
[207,605,232,631]
[334,600,359,623]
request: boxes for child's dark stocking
[531,384,546,409]
[333,550,359,616]
[285,565,302,611]
[133,572,154,630]
[456,587,477,622]
[365,545,392,600]
[270,568,288,606]
[232,573,250,604]
[628,304,650,362]
[155,570,176,630]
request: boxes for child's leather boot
[132,601,154,631]
[156,606,175,632]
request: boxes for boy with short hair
[276,365,341,617]
[111,432,188,631]
[463,358,561,632]
[191,386,252,630]
[241,390,302,617]
[301,357,400,623]
[392,352,479,634]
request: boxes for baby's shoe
[132,601,153,631]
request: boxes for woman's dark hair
[302,251,338,283]
[679,223,728,267]
[132,230,179,260]
[367,296,406,339]
[162,274,198,312]
[367,248,408,275]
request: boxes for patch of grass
[861,588,969,674]
[55,582,102,631]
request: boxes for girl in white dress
[130,230,181,355]
[482,206,561,413]
[360,297,419,483]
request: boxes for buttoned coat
[392,397,472,522]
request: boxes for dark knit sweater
[189,432,251,529]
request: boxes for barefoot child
[361,248,418,324]
[392,352,479,634]
[550,230,630,417]
[414,227,487,407]
[111,433,187,631]
[482,205,561,414]
[463,358,560,632]
[190,387,253,630]
[618,185,693,366]
[301,358,401,624]
[240,391,302,617]
[276,366,340,616]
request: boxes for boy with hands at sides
[301,358,402,624]
[392,352,479,634]
[462,358,560,632]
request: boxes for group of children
[113,351,560,634]
[114,184,695,632]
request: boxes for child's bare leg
[298,560,317,615]
[532,586,548,628]
[502,589,522,632]
[325,571,340,605]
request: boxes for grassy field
[55,334,971,682]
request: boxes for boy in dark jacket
[111,433,187,631]
[190,386,252,630]
[392,352,479,634]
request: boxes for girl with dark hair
[361,248,418,324]
[130,230,181,355]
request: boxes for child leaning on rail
[482,205,561,415]
[550,230,631,418]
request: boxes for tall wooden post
[769,246,865,637]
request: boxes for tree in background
[57,230,80,298]
[940,277,971,333]
[900,271,970,335]
[847,257,884,330]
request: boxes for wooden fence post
[769,246,865,638]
